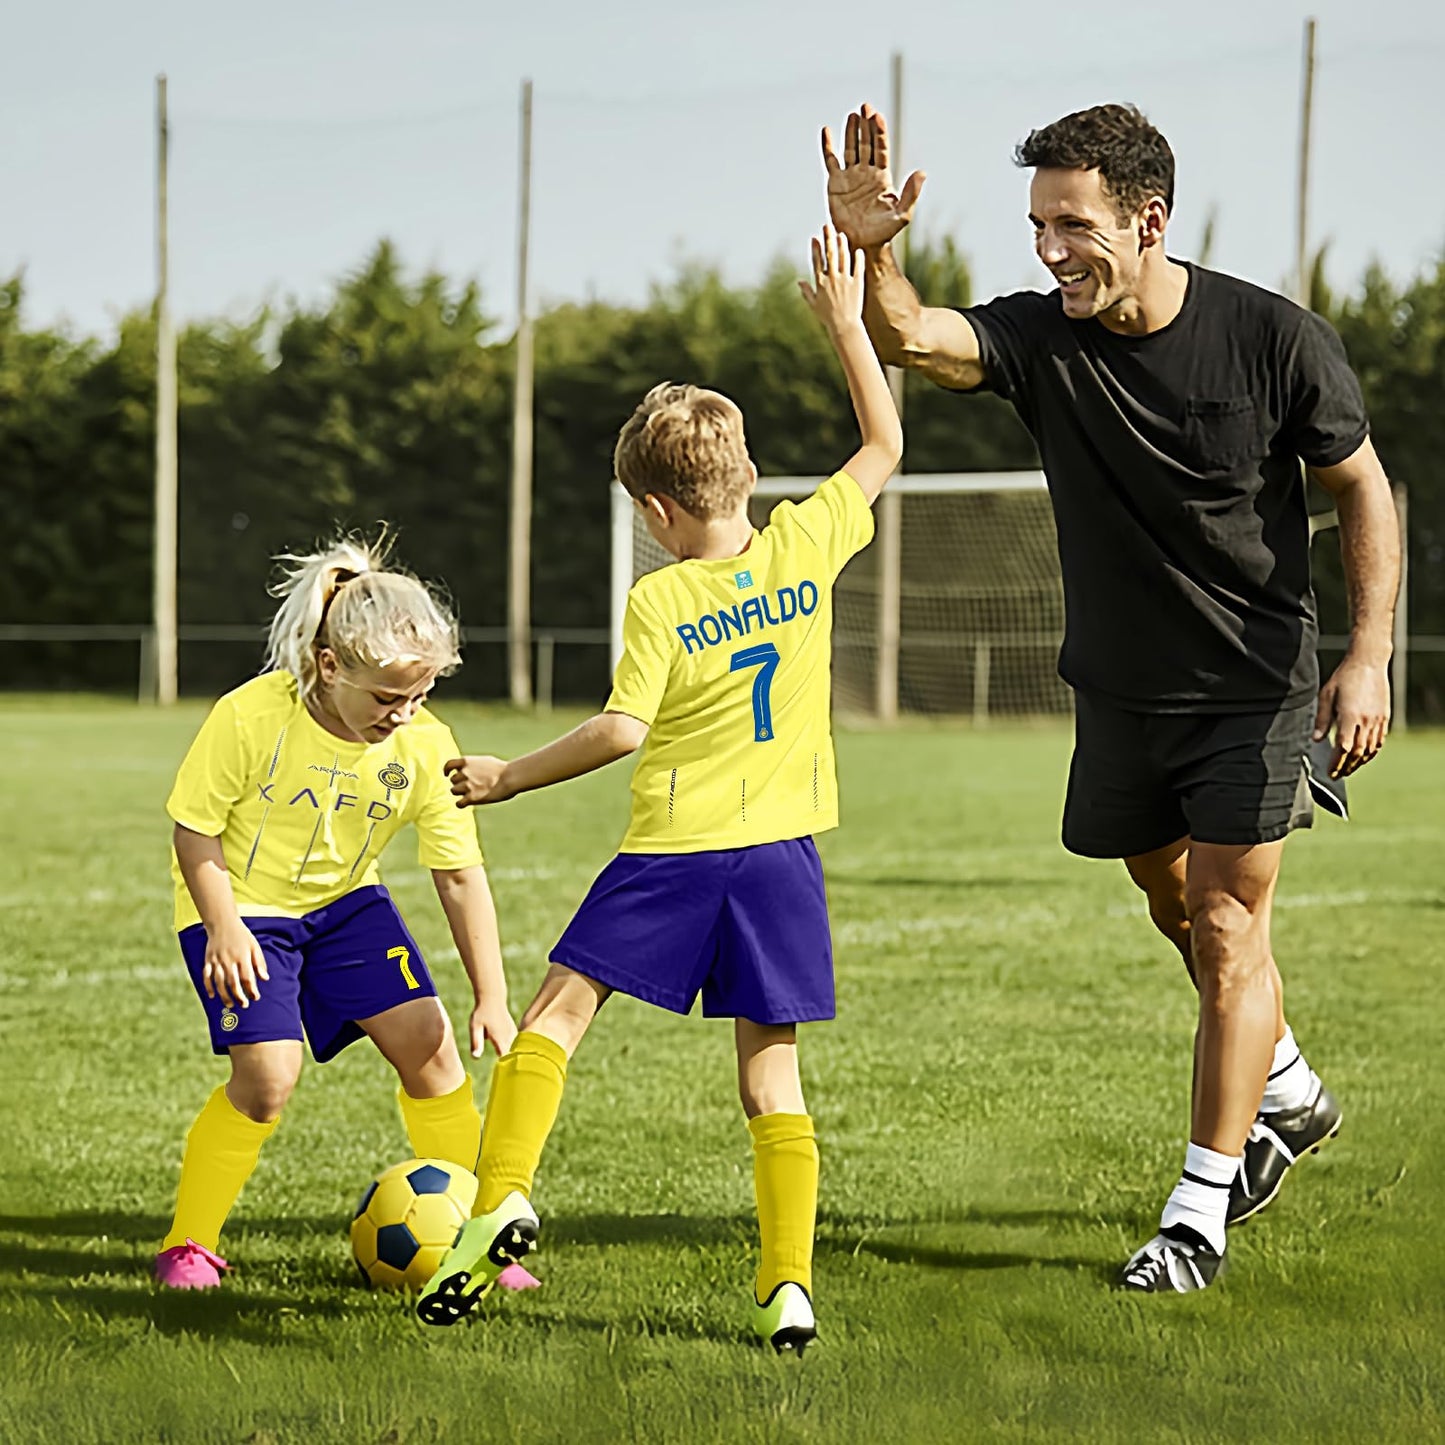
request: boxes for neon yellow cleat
[414,1190,539,1327]
[753,1281,816,1355]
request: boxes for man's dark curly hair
[1015,104,1174,219]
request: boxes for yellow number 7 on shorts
[388,945,419,990]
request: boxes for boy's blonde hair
[613,383,753,519]
[263,530,461,699]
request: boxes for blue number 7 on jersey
[729,642,781,742]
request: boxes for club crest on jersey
[734,570,754,590]
[378,762,409,791]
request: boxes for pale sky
[4,0,1443,340]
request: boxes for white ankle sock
[1260,1027,1317,1115]
[1160,1142,1238,1255]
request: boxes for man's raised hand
[822,104,926,250]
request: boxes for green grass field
[1,698,1442,1444]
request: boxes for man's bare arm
[862,243,985,391]
[1308,435,1399,775]
[823,106,985,391]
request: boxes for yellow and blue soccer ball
[350,1157,478,1291]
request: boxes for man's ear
[1138,196,1169,252]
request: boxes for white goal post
[610,471,1064,723]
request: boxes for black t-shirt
[963,262,1369,712]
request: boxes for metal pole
[609,484,633,675]
[875,50,905,723]
[153,73,178,704]
[1295,18,1317,307]
[1392,481,1408,733]
[508,78,535,707]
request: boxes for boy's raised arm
[798,225,904,505]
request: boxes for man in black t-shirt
[824,102,1399,1292]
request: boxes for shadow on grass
[3,1202,1121,1310]
[854,1237,1113,1284]
[485,1299,753,1350]
[0,1211,343,1243]
[0,1276,363,1343]
[549,1212,751,1249]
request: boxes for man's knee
[1188,892,1271,1003]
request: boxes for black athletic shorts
[1061,691,1315,859]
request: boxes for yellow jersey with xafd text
[166,671,482,931]
[607,470,875,853]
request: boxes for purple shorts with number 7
[177,885,436,1062]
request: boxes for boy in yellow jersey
[154,535,531,1290]
[414,226,902,1350]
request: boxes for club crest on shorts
[221,1008,239,1032]
[378,762,409,791]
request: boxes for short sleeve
[784,470,876,581]
[605,587,672,725]
[166,695,252,835]
[1281,312,1370,468]
[960,290,1055,406]
[411,723,484,871]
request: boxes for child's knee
[226,1075,296,1123]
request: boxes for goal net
[610,472,1066,722]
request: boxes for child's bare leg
[736,1019,806,1117]
[520,963,612,1056]
[361,997,478,1170]
[362,996,466,1096]
[736,1019,818,1350]
[224,1039,304,1122]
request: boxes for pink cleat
[154,1239,228,1289]
[495,1262,541,1291]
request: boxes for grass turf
[1,698,1441,1443]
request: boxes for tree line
[2,238,1440,715]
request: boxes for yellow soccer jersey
[608,470,874,852]
[166,671,482,930]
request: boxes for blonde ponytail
[263,530,460,697]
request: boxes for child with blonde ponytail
[155,532,531,1290]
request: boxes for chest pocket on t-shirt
[1182,396,1260,474]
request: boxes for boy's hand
[202,920,269,1009]
[443,755,517,807]
[798,224,864,333]
[469,997,518,1059]
[822,104,926,251]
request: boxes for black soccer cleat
[1227,1081,1343,1226]
[1120,1225,1225,1294]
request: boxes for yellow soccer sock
[749,1111,818,1301]
[161,1085,278,1251]
[397,1076,483,1174]
[475,1030,568,1215]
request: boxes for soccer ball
[350,1157,478,1291]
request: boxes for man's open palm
[822,104,926,249]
